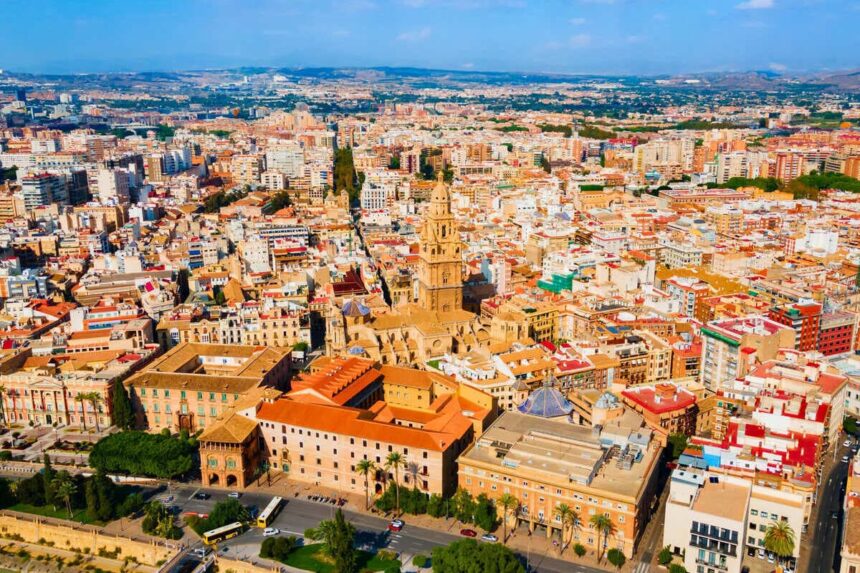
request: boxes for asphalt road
[806,440,854,573]
[162,484,606,573]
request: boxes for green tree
[553,503,580,553]
[305,509,357,573]
[658,546,673,566]
[573,543,587,557]
[82,392,103,432]
[668,433,688,460]
[389,156,401,170]
[452,488,476,524]
[74,393,88,431]
[607,548,626,569]
[472,493,497,532]
[431,539,524,573]
[590,514,617,563]
[427,493,446,518]
[42,454,56,509]
[385,452,405,515]
[89,431,196,479]
[497,493,519,544]
[764,521,795,567]
[52,472,77,518]
[334,147,359,203]
[356,459,376,510]
[669,564,688,573]
[111,380,135,430]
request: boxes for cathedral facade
[326,176,489,365]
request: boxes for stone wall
[0,510,178,567]
[216,556,284,573]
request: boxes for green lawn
[7,503,101,525]
[283,544,400,573]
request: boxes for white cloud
[626,34,646,44]
[569,17,587,25]
[769,62,788,71]
[736,0,774,9]
[396,27,432,41]
[569,33,592,47]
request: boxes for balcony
[695,559,729,571]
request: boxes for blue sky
[1,0,858,75]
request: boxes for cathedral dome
[517,384,574,419]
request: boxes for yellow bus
[202,521,244,545]
[256,496,284,528]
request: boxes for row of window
[259,424,431,459]
[138,388,237,401]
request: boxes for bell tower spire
[417,175,462,314]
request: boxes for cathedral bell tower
[417,173,463,314]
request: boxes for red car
[388,519,404,532]
[459,528,477,537]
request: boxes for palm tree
[355,459,375,510]
[74,393,88,431]
[0,385,7,428]
[590,514,617,563]
[764,520,796,567]
[52,473,77,518]
[385,452,405,515]
[84,392,103,432]
[554,503,580,553]
[497,493,519,544]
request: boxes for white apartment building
[665,469,804,573]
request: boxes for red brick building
[818,311,856,356]
[768,301,822,352]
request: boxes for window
[750,510,758,516]
[165,390,170,398]
[180,390,186,399]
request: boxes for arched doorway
[208,473,220,486]
[374,483,383,495]
[226,474,238,487]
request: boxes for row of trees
[2,455,143,523]
[89,430,197,479]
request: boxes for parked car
[757,549,765,559]
[460,528,477,538]
[228,492,241,499]
[388,519,404,532]
[842,455,850,463]
[767,553,775,564]
[480,533,498,543]
[263,528,279,537]
[844,440,852,448]
[191,548,209,559]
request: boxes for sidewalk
[243,477,632,572]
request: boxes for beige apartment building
[457,410,662,557]
[124,342,291,433]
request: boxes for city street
[162,484,607,573]
[805,441,854,573]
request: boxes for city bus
[202,522,244,545]
[256,496,284,528]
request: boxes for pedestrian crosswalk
[632,561,650,573]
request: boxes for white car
[845,440,853,447]
[480,533,499,543]
[228,492,242,499]
[843,455,850,463]
[263,528,279,537]
[757,549,765,559]
[191,548,209,559]
[767,553,775,564]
